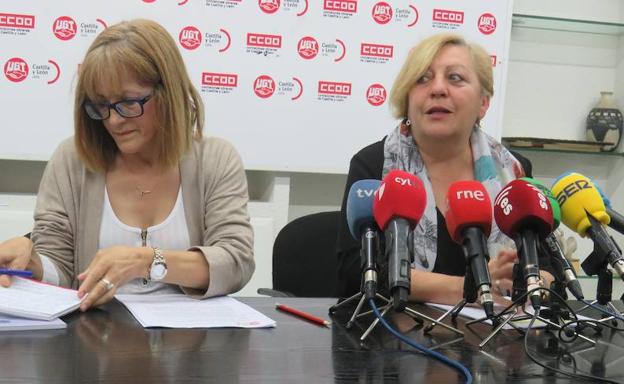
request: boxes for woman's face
[406,44,490,144]
[94,73,158,159]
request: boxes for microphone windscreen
[551,172,610,236]
[373,170,426,231]
[445,180,492,243]
[521,177,561,229]
[494,179,554,238]
[346,179,381,239]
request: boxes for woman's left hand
[77,246,151,311]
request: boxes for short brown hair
[74,19,204,172]
[389,33,493,120]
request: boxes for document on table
[115,294,276,328]
[0,277,83,321]
[0,313,66,331]
[426,302,549,329]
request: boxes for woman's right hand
[0,236,40,287]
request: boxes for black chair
[257,211,340,297]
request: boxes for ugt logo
[52,16,77,41]
[366,84,386,106]
[254,75,275,98]
[259,0,280,14]
[372,2,393,24]
[179,26,202,50]
[297,37,318,59]
[4,58,29,82]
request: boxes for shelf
[509,146,624,158]
[512,13,624,36]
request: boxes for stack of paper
[116,294,276,328]
[0,277,83,321]
[0,314,66,331]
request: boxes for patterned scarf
[382,125,525,270]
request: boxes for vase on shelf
[586,91,623,152]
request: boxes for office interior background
[1,0,624,297]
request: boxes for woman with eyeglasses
[0,19,254,310]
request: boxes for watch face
[150,263,167,280]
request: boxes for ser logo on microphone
[554,179,592,206]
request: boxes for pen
[0,269,33,278]
[275,303,331,328]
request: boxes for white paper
[0,277,83,321]
[0,313,66,331]
[426,302,549,330]
[115,294,276,329]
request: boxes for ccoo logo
[0,13,35,29]
[254,75,275,98]
[478,13,497,35]
[4,58,28,82]
[179,26,202,50]
[259,0,280,14]
[297,36,318,59]
[372,2,393,24]
[52,16,77,40]
[366,84,386,106]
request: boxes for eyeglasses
[84,93,153,121]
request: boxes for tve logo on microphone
[179,26,202,50]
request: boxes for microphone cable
[369,299,473,384]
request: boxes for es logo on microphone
[494,185,512,215]
[455,189,485,201]
[555,179,592,206]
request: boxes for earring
[404,118,411,126]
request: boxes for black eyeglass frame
[84,93,154,121]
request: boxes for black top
[334,136,548,297]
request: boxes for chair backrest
[272,211,340,297]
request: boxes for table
[0,297,622,383]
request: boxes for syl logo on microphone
[4,58,28,82]
[372,2,392,24]
[254,75,276,98]
[52,16,77,40]
[0,13,35,36]
[366,84,386,106]
[179,26,202,50]
[478,13,497,35]
[259,0,280,14]
[297,36,319,59]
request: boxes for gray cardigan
[30,136,255,297]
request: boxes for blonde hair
[389,33,493,120]
[74,19,204,172]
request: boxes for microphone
[592,179,624,235]
[373,170,426,310]
[521,177,584,300]
[346,179,382,300]
[494,179,554,309]
[445,180,495,318]
[551,172,624,279]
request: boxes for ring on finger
[495,279,502,294]
[100,278,114,291]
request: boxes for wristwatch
[148,247,168,281]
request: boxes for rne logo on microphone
[324,0,357,13]
[0,13,35,29]
[366,84,386,106]
[259,0,280,14]
[4,58,29,82]
[254,75,275,98]
[179,26,202,50]
[318,81,351,95]
[247,33,282,48]
[432,9,464,24]
[202,72,238,87]
[478,13,497,35]
[455,190,485,201]
[360,43,393,58]
[298,36,319,59]
[555,179,592,206]
[52,16,77,40]
[372,2,393,24]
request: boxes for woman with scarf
[336,33,553,304]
